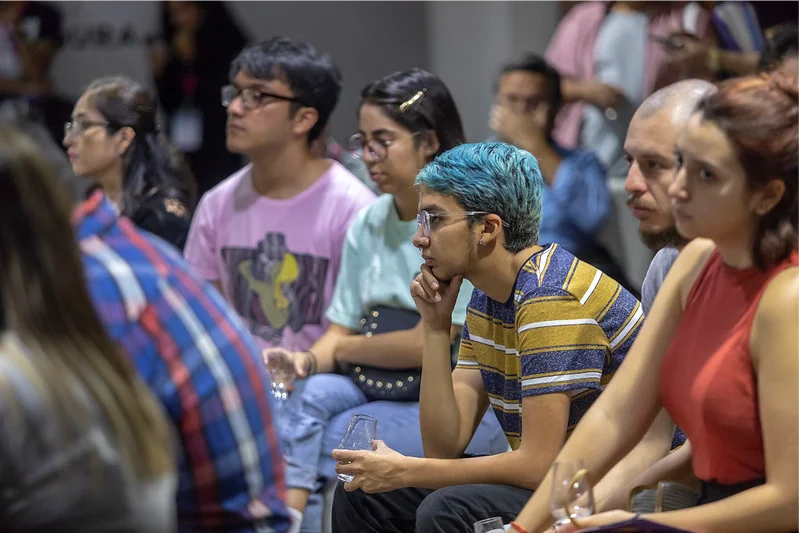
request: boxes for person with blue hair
[330,142,644,533]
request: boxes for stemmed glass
[549,459,595,529]
[337,414,377,483]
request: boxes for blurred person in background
[0,124,176,532]
[0,1,71,143]
[184,37,374,354]
[152,1,249,196]
[545,1,712,169]
[64,75,196,250]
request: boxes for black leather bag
[346,306,424,402]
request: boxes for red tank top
[659,249,798,484]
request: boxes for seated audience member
[266,69,507,533]
[490,53,624,286]
[64,75,196,250]
[580,79,717,513]
[545,1,711,168]
[0,125,176,532]
[184,37,375,353]
[26,105,291,530]
[310,128,374,192]
[624,79,715,315]
[331,142,644,533]
[510,70,798,533]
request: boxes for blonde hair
[0,125,173,479]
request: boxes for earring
[479,238,485,246]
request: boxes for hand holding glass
[549,459,595,527]
[264,347,297,404]
[337,414,377,483]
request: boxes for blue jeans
[276,374,508,533]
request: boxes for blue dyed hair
[415,142,543,253]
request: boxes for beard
[639,225,689,251]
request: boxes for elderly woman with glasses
[265,68,507,533]
[63,75,195,250]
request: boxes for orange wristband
[510,522,530,533]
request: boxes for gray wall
[232,0,560,141]
[228,1,429,141]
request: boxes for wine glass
[337,413,377,483]
[473,516,505,533]
[266,341,297,406]
[549,459,595,528]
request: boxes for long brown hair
[696,70,798,269]
[0,125,173,479]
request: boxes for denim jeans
[275,374,508,533]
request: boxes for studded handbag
[345,305,424,401]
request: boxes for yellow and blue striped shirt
[457,244,644,450]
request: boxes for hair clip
[399,89,426,112]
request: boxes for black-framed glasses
[416,209,510,238]
[347,131,425,162]
[496,94,546,114]
[221,84,302,110]
[63,119,110,138]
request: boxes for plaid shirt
[74,192,289,533]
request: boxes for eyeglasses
[347,131,425,162]
[63,119,110,138]
[416,209,509,238]
[496,94,546,114]
[221,84,303,111]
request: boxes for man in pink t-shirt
[184,37,375,353]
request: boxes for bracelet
[304,350,318,376]
[509,522,530,533]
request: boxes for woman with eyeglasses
[265,68,507,532]
[63,75,196,250]
[0,124,177,531]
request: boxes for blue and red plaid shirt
[74,192,290,533]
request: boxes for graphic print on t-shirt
[221,233,329,345]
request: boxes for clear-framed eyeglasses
[347,131,425,162]
[416,209,510,238]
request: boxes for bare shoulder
[662,239,716,307]
[751,265,798,368]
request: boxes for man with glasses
[184,37,374,357]
[331,142,643,533]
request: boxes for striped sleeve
[516,288,609,397]
[455,320,479,370]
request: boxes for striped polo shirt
[457,243,644,450]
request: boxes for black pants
[331,483,533,533]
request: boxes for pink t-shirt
[184,161,376,351]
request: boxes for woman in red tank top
[511,70,798,533]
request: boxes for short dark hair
[359,68,465,157]
[759,23,799,71]
[696,70,798,269]
[497,53,562,109]
[229,37,342,144]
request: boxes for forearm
[719,50,760,76]
[628,441,696,489]
[309,327,351,374]
[419,327,462,458]
[403,449,545,491]
[594,409,676,512]
[514,403,651,532]
[334,328,423,369]
[642,484,797,533]
[562,78,622,109]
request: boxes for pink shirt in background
[184,160,376,352]
[545,1,710,149]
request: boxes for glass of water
[549,459,594,528]
[337,413,377,483]
[265,343,297,406]
[473,516,505,533]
